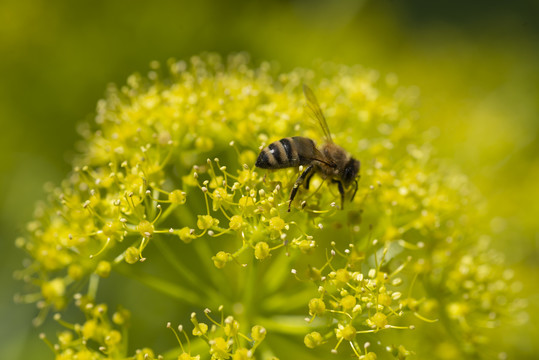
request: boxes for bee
[255,84,360,211]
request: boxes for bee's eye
[343,159,359,185]
[343,167,354,184]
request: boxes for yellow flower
[17,53,521,359]
[308,298,326,316]
[304,331,323,349]
[335,324,356,341]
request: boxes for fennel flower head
[15,53,524,360]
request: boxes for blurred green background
[1,0,538,358]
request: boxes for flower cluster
[40,299,133,360]
[15,53,523,359]
[302,240,417,358]
[41,301,264,360]
[175,307,267,360]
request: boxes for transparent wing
[303,84,333,144]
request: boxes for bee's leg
[304,170,316,190]
[331,179,345,209]
[288,164,314,212]
[351,179,359,201]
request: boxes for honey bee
[255,84,360,211]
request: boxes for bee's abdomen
[256,136,312,169]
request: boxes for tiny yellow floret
[169,190,187,205]
[96,261,111,278]
[212,251,229,269]
[224,317,240,337]
[178,227,196,243]
[254,242,270,260]
[105,330,122,346]
[378,293,392,307]
[67,264,84,281]
[304,331,323,349]
[125,246,140,264]
[335,268,351,284]
[137,220,154,238]
[369,312,388,329]
[238,196,256,215]
[232,348,250,360]
[269,217,285,231]
[197,215,218,230]
[178,353,201,360]
[308,298,326,316]
[341,295,357,310]
[364,353,377,360]
[209,337,230,359]
[81,319,98,340]
[336,324,356,341]
[229,215,243,231]
[42,278,66,303]
[251,325,266,342]
[192,322,208,336]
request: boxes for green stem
[261,287,315,313]
[88,273,100,299]
[115,263,203,306]
[161,337,207,360]
[157,203,178,224]
[192,238,232,298]
[153,236,221,302]
[240,256,256,329]
[255,315,314,335]
[262,249,295,294]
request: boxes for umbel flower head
[15,53,524,359]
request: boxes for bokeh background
[1,0,538,358]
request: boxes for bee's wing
[310,148,336,168]
[303,84,333,144]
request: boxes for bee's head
[342,158,360,187]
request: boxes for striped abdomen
[255,136,317,169]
